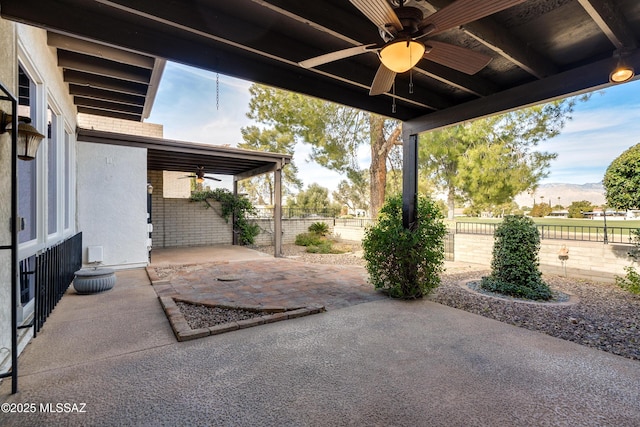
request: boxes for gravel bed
[176,301,269,329]
[254,244,640,361]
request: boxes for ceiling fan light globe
[380,40,425,73]
[609,65,634,83]
[196,177,204,184]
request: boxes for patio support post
[274,160,283,257]
[232,179,239,246]
[402,133,418,229]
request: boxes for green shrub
[615,229,640,294]
[481,215,552,300]
[306,241,334,254]
[308,222,330,236]
[295,232,324,247]
[362,194,447,299]
[190,188,259,246]
[615,266,640,294]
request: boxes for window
[17,66,38,244]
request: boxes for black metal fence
[334,218,375,228]
[455,222,635,244]
[249,207,340,219]
[20,232,82,335]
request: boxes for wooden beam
[58,50,151,84]
[426,0,557,79]
[405,50,640,135]
[64,70,148,96]
[69,84,145,106]
[48,32,156,68]
[577,0,637,49]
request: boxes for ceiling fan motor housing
[394,6,424,36]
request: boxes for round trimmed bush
[481,215,552,300]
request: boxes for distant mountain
[514,183,606,207]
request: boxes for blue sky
[147,61,640,193]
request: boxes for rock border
[458,279,580,306]
[158,296,325,342]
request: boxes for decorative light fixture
[609,50,635,84]
[0,110,45,160]
[379,39,425,73]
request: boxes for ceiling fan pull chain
[409,69,414,94]
[392,82,397,114]
[216,72,220,111]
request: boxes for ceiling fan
[299,0,525,95]
[180,166,221,183]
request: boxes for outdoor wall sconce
[609,50,635,84]
[0,109,45,160]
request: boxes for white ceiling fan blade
[369,64,396,96]
[350,0,403,34]
[420,0,526,35]
[424,40,491,74]
[299,44,377,68]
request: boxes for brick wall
[149,170,336,248]
[149,170,232,248]
[78,113,163,138]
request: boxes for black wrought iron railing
[25,232,82,335]
[248,207,340,219]
[334,218,375,228]
[455,222,635,244]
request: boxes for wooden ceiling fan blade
[203,175,221,182]
[369,64,396,96]
[299,44,377,68]
[349,0,403,34]
[419,0,526,35]
[424,40,491,74]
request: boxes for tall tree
[603,142,640,210]
[246,84,400,218]
[419,99,584,219]
[237,126,302,205]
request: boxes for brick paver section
[148,258,385,311]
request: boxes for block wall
[454,234,631,283]
[148,170,232,248]
[78,113,163,138]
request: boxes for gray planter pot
[73,268,116,294]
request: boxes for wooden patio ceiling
[2,0,639,134]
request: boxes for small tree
[529,202,552,217]
[604,143,640,210]
[481,215,552,300]
[567,200,593,218]
[362,194,447,299]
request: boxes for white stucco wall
[0,17,17,374]
[1,21,79,372]
[77,142,149,268]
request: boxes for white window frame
[17,50,46,260]
[63,125,76,236]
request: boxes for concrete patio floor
[1,245,639,426]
